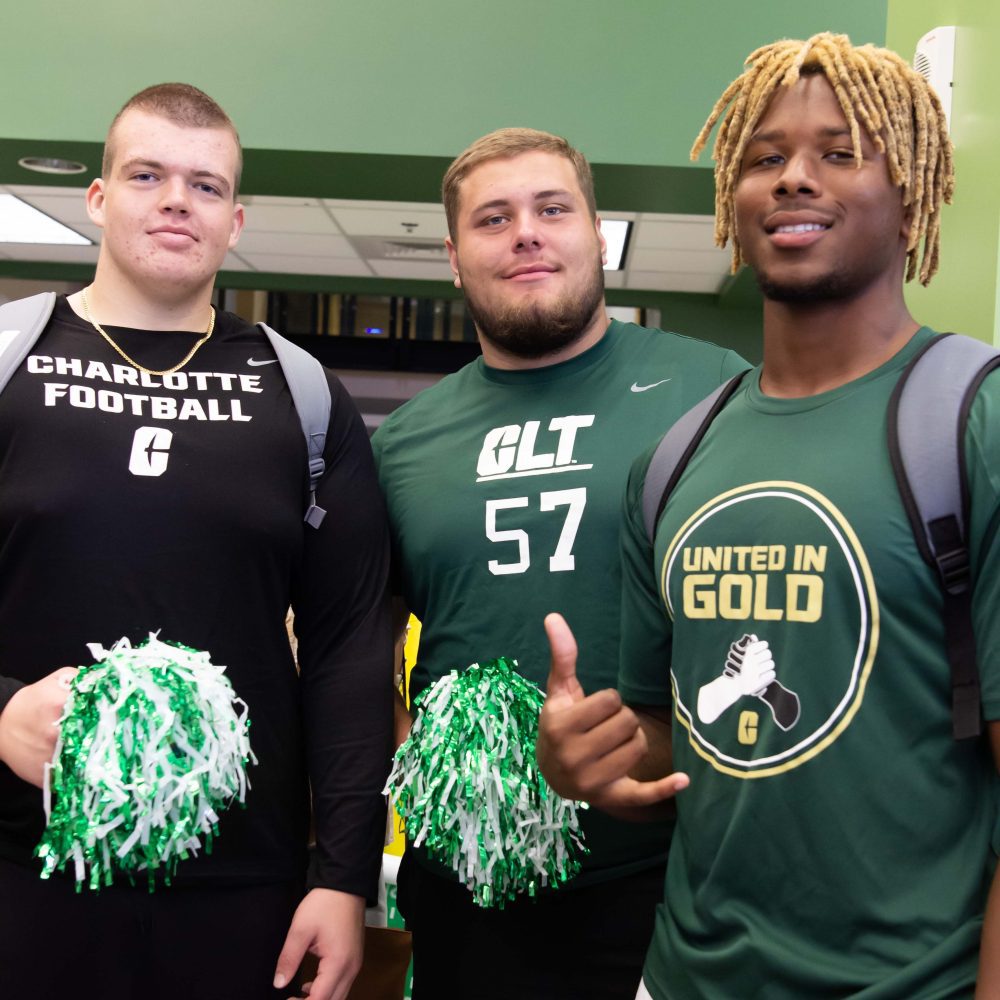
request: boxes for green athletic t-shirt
[373,320,746,884]
[620,327,1000,997]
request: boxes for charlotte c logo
[129,426,173,477]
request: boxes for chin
[754,267,857,304]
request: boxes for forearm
[977,863,1000,998]
[393,688,412,748]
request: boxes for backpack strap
[887,332,1000,740]
[0,292,58,392]
[258,323,331,529]
[642,370,751,542]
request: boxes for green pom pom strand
[35,635,256,891]
[385,657,587,908]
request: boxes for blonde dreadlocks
[691,33,953,285]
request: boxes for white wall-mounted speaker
[914,25,956,131]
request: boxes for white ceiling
[0,184,732,294]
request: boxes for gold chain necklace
[79,287,215,377]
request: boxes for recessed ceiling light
[602,219,632,270]
[18,156,88,176]
[0,194,92,245]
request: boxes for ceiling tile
[241,195,322,208]
[330,207,447,240]
[322,198,441,213]
[368,259,455,281]
[634,217,718,251]
[242,203,343,235]
[15,194,93,227]
[628,247,730,274]
[603,269,626,288]
[221,252,254,271]
[0,243,100,263]
[7,184,89,199]
[234,231,358,257]
[627,270,724,293]
[237,254,375,277]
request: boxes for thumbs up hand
[537,614,689,818]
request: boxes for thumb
[544,613,584,705]
[273,920,307,992]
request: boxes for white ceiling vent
[914,26,956,130]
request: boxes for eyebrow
[469,188,576,216]
[118,158,232,195]
[747,125,853,145]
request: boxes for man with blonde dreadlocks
[537,33,1000,999]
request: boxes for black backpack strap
[0,292,58,392]
[258,324,332,529]
[642,370,751,542]
[887,333,1000,739]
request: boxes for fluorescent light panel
[601,219,631,270]
[0,194,91,245]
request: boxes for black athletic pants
[0,857,304,1000]
[397,850,665,1000]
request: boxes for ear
[86,178,107,229]
[228,202,246,249]
[595,216,608,266]
[900,201,916,243]
[445,236,462,289]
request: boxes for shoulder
[611,322,747,377]
[374,360,480,441]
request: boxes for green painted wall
[3,1,885,166]
[886,2,1000,344]
[0,2,891,360]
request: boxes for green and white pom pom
[385,656,587,908]
[35,634,255,891]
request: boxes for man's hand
[0,667,77,787]
[537,613,688,817]
[273,888,364,1000]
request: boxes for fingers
[543,613,583,705]
[601,771,690,811]
[273,926,308,993]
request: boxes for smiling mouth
[770,223,830,234]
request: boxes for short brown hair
[442,127,597,239]
[103,83,243,197]
[691,33,953,285]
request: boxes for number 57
[485,487,587,576]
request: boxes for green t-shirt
[373,320,746,884]
[620,327,1000,998]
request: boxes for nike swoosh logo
[248,358,279,366]
[630,378,672,392]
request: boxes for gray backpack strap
[0,292,58,391]
[642,371,750,541]
[888,332,1000,739]
[258,323,331,529]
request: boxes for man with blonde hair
[373,126,746,998]
[538,34,1000,999]
[0,83,391,1000]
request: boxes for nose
[158,176,191,214]
[772,153,820,198]
[511,211,543,251]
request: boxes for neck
[759,279,919,398]
[68,264,215,332]
[477,303,610,371]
